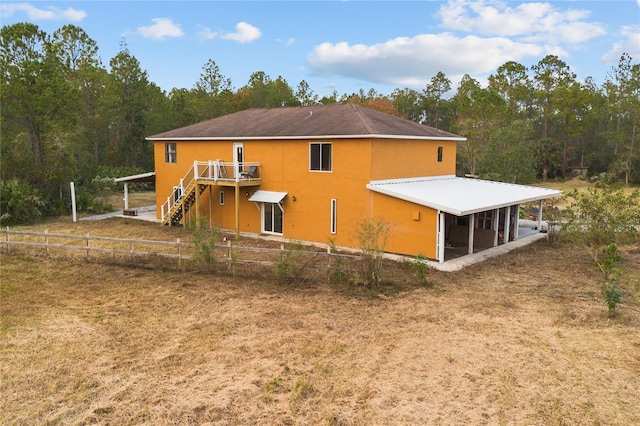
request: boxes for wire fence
[1,227,378,283]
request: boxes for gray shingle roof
[147,104,465,140]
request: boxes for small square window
[165,143,177,163]
[310,143,332,171]
[437,146,443,163]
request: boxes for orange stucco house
[147,104,560,264]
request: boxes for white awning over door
[248,190,288,203]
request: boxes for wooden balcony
[161,160,261,227]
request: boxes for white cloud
[437,0,605,44]
[602,25,640,63]
[308,32,549,90]
[197,25,218,41]
[221,22,261,43]
[138,18,184,40]
[0,2,86,21]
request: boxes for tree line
[1,23,638,224]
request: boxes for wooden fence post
[86,233,90,259]
[177,238,181,268]
[45,229,49,254]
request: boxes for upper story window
[437,146,443,163]
[310,142,332,172]
[165,143,177,163]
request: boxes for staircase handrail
[161,160,261,223]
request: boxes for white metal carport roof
[114,172,155,183]
[367,175,562,216]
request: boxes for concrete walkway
[79,205,160,223]
[428,231,548,272]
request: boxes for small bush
[276,241,306,284]
[410,253,431,285]
[601,243,624,315]
[603,279,623,315]
[328,238,349,284]
[354,219,389,288]
[191,219,220,273]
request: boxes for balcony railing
[161,160,261,222]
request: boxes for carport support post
[504,206,511,243]
[438,212,445,263]
[493,208,500,246]
[513,205,520,240]
[537,199,543,231]
[123,182,129,210]
[467,213,475,255]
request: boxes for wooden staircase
[160,160,262,229]
[163,181,207,226]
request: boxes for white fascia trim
[114,172,156,183]
[368,175,457,185]
[146,134,467,142]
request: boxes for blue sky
[2,1,639,97]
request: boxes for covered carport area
[114,172,155,215]
[367,176,562,264]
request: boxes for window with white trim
[219,191,225,205]
[310,142,332,171]
[165,143,177,163]
[437,146,443,163]
[330,199,337,234]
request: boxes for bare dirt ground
[1,217,640,425]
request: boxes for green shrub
[0,179,44,226]
[410,253,431,285]
[328,238,349,284]
[601,243,624,316]
[191,219,220,273]
[603,279,623,315]
[276,240,306,284]
[561,187,640,262]
[354,219,389,288]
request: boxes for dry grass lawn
[1,217,640,425]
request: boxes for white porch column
[438,211,445,263]
[537,199,543,231]
[493,208,499,246]
[513,205,520,240]
[123,183,129,210]
[504,206,511,243]
[468,213,475,254]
